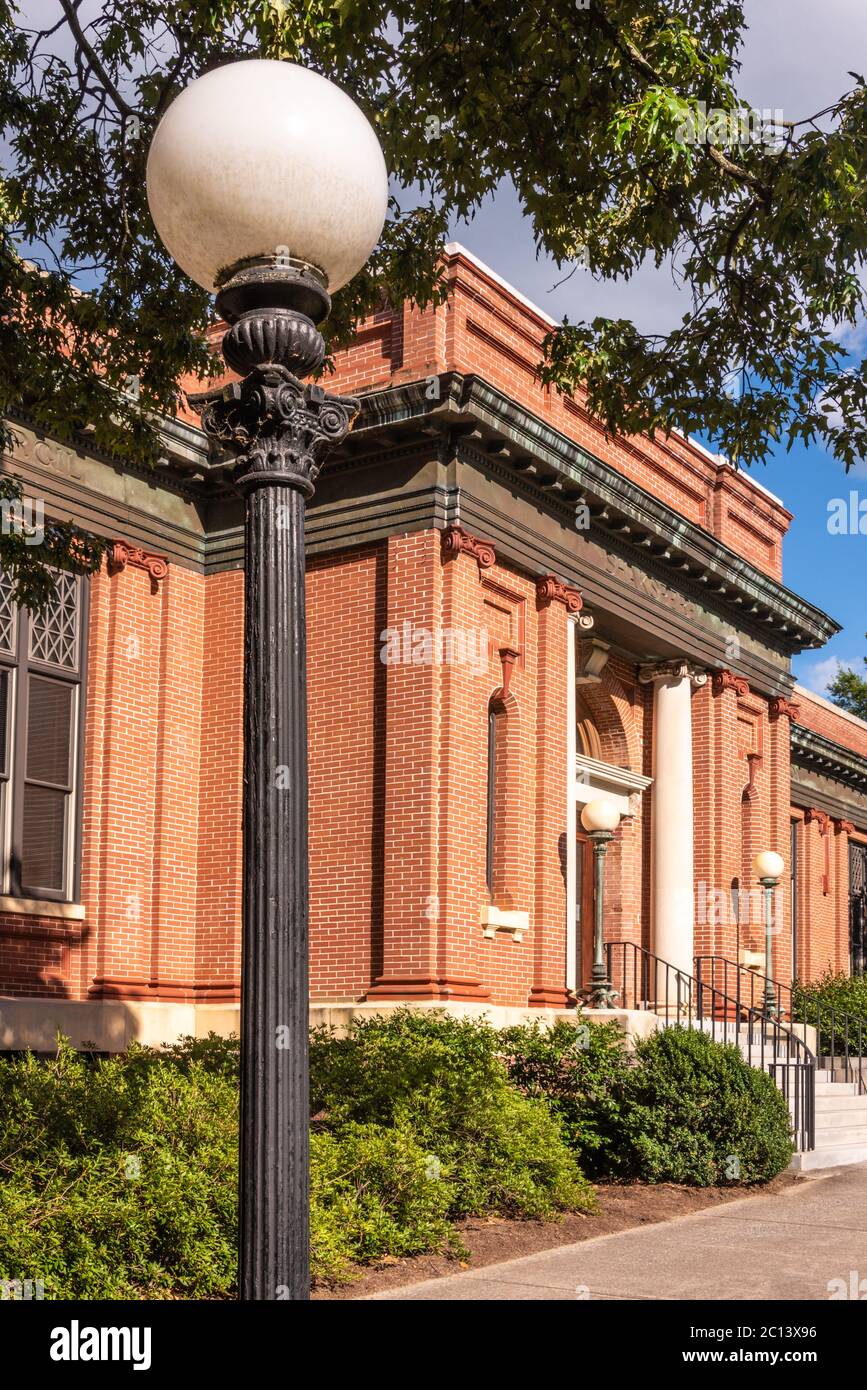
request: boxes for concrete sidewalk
[368,1164,867,1300]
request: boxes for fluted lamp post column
[145,60,388,1301]
[581,798,621,1008]
[754,850,785,1020]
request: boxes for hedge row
[0,1010,793,1296]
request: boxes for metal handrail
[695,955,866,1097]
[605,940,815,1152]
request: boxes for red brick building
[1,244,866,1048]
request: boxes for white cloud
[797,654,859,696]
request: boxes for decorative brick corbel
[768,695,801,721]
[536,575,594,630]
[836,819,856,837]
[712,669,750,698]
[805,807,832,894]
[498,646,520,699]
[108,540,169,592]
[745,750,763,795]
[440,524,496,571]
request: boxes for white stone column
[565,618,578,994]
[639,660,707,982]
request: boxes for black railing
[695,955,866,1097]
[605,940,815,1152]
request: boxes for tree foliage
[2,0,867,474]
[828,646,867,720]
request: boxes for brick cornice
[790,723,867,794]
[343,372,840,657]
[440,523,496,570]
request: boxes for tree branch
[57,0,135,119]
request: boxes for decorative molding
[806,807,832,895]
[791,723,867,795]
[769,695,801,721]
[440,523,496,570]
[536,574,587,619]
[638,659,708,687]
[190,367,358,499]
[498,646,520,699]
[712,669,750,698]
[539,575,591,631]
[481,905,529,943]
[836,819,856,836]
[348,371,838,656]
[575,636,611,685]
[746,750,763,795]
[108,540,169,591]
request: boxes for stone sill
[481,906,529,943]
[0,896,85,922]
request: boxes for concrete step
[790,1143,867,1172]
[814,1102,867,1126]
[815,1125,867,1146]
[815,1081,857,1095]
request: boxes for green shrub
[310,1008,595,1221]
[0,1038,238,1299]
[792,971,867,1055]
[310,1125,456,1284]
[501,1018,630,1175]
[1,1013,791,1297]
[613,1027,794,1185]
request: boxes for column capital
[440,523,496,570]
[805,806,831,835]
[768,695,801,721]
[711,668,750,698]
[638,658,707,687]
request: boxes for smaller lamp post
[581,798,621,1008]
[753,850,785,1018]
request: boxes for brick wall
[4,248,866,1016]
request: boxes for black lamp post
[146,59,387,1301]
[580,798,621,1008]
[753,850,785,1020]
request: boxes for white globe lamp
[146,59,388,298]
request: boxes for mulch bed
[312,1171,803,1299]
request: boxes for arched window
[575,692,603,760]
[486,700,502,895]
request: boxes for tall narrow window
[0,569,87,901]
[851,841,867,978]
[790,818,799,981]
[486,701,499,896]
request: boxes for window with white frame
[0,569,87,901]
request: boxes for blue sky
[446,0,867,694]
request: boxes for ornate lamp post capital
[191,364,359,499]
